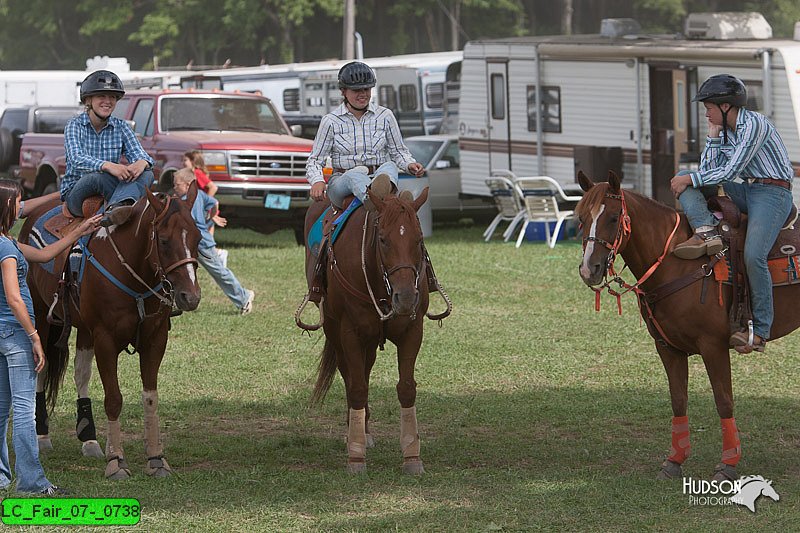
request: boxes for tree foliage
[0,0,797,70]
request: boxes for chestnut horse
[306,188,430,474]
[576,170,800,481]
[19,185,201,479]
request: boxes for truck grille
[228,151,309,178]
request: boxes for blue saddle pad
[308,198,363,258]
[28,205,87,276]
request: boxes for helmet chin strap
[345,96,369,112]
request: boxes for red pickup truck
[15,89,315,241]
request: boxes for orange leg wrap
[721,417,741,466]
[668,416,691,464]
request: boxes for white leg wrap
[347,408,367,460]
[400,406,420,458]
[142,390,162,458]
[74,348,94,398]
[106,420,123,458]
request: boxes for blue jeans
[678,173,794,339]
[0,325,51,493]
[198,246,249,310]
[327,162,399,209]
[65,170,155,218]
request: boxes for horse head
[576,170,630,287]
[143,182,202,311]
[368,188,430,317]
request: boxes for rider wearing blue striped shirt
[63,70,154,227]
[670,74,794,354]
[306,61,424,209]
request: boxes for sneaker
[40,485,70,496]
[217,248,229,268]
[240,289,255,315]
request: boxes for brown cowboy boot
[364,173,393,211]
[673,227,723,260]
[100,204,134,227]
[729,331,766,353]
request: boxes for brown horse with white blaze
[576,170,800,481]
[306,188,430,474]
[20,184,202,479]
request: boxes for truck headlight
[202,152,227,172]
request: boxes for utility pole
[343,0,356,60]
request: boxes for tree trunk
[450,0,461,50]
[561,0,573,35]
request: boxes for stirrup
[295,294,324,331]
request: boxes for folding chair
[483,174,525,242]
[512,176,583,248]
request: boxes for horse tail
[42,322,69,412]
[310,337,338,406]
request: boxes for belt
[746,178,792,190]
[333,165,377,175]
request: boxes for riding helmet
[692,74,747,107]
[80,70,125,103]
[338,62,377,90]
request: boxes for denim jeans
[0,325,51,493]
[678,172,794,338]
[65,170,154,217]
[327,161,399,209]
[198,246,249,310]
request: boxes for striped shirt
[305,102,416,185]
[62,112,154,196]
[690,108,794,188]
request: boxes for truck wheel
[0,128,13,171]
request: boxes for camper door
[487,62,511,171]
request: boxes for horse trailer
[458,12,800,206]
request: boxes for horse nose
[392,289,419,315]
[176,288,201,311]
[579,262,604,286]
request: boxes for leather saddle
[43,196,105,239]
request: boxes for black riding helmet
[693,75,746,143]
[338,62,376,90]
[80,70,125,103]
[692,74,747,107]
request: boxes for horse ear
[368,192,385,212]
[186,179,198,207]
[608,170,621,193]
[577,170,594,192]
[412,187,429,212]
[146,186,164,211]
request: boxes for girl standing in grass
[0,179,99,494]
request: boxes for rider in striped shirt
[670,74,794,354]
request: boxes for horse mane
[577,182,678,221]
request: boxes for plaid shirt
[62,112,154,196]
[305,102,416,185]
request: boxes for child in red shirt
[183,151,227,265]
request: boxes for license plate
[264,193,291,210]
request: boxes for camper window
[526,85,561,133]
[426,83,444,109]
[491,74,505,120]
[399,84,418,112]
[283,89,300,112]
[379,85,398,112]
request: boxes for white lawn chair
[512,176,583,248]
[483,174,525,242]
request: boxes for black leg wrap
[36,391,49,436]
[76,398,97,442]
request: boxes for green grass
[6,222,800,531]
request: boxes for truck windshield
[160,96,286,134]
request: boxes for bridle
[582,189,681,314]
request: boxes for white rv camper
[459,13,800,206]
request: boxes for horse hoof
[657,459,683,480]
[81,440,104,458]
[402,458,425,475]
[105,458,131,480]
[145,457,172,478]
[712,463,737,482]
[347,461,367,474]
[366,434,375,448]
[37,436,53,453]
